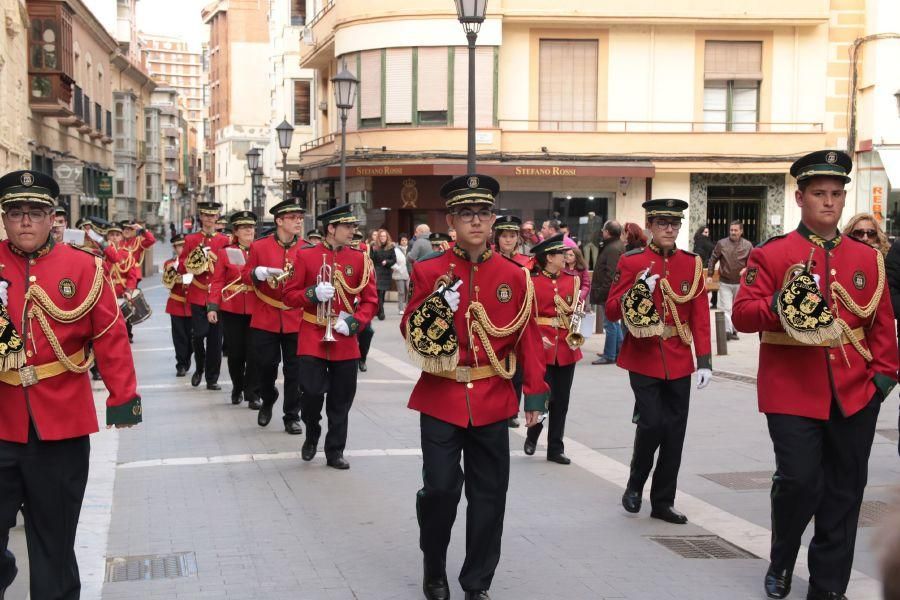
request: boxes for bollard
[715,310,728,356]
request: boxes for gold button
[830,269,837,276]
[26,350,33,358]
[474,286,480,293]
[466,383,474,389]
[29,260,36,266]
[473,266,478,272]
[28,275,36,282]
[829,353,836,361]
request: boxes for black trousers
[511,363,523,412]
[251,328,300,423]
[418,414,509,592]
[221,312,255,399]
[766,396,880,593]
[170,314,193,371]
[358,325,374,363]
[376,289,387,316]
[191,304,222,384]
[299,357,357,458]
[526,363,575,455]
[626,372,691,508]
[0,425,90,599]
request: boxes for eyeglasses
[652,219,682,231]
[851,229,877,239]
[4,208,51,222]
[453,208,494,223]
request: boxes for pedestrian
[590,220,625,365]
[844,212,889,255]
[523,233,583,465]
[402,174,548,600]
[178,202,230,389]
[169,220,176,241]
[244,200,305,433]
[733,150,898,600]
[692,225,717,308]
[407,223,433,269]
[540,218,561,241]
[520,220,541,253]
[563,246,591,301]
[208,211,258,406]
[393,234,411,314]
[606,198,712,525]
[623,222,648,251]
[283,204,378,469]
[707,220,752,340]
[369,228,396,320]
[163,234,193,377]
[0,169,141,599]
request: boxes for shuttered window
[704,41,762,81]
[703,41,761,131]
[359,49,382,127]
[385,48,413,124]
[417,47,449,124]
[538,40,598,132]
[293,80,311,126]
[452,46,494,129]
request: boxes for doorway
[706,186,764,244]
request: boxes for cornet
[565,297,587,349]
[317,256,336,343]
[221,276,246,302]
[267,261,294,289]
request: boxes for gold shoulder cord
[466,266,534,379]
[24,256,104,373]
[333,253,373,310]
[658,255,703,346]
[553,275,580,331]
[828,251,885,363]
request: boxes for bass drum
[120,288,152,325]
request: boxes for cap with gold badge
[0,170,59,208]
[790,150,852,184]
[440,174,500,209]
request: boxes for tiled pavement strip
[7,259,899,599]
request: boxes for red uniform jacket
[606,243,712,380]
[0,239,141,443]
[178,231,230,307]
[732,224,898,419]
[283,241,377,360]
[532,269,584,367]
[401,248,550,428]
[243,234,302,333]
[208,243,255,315]
[163,258,192,318]
[105,244,137,298]
[121,229,156,281]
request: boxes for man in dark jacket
[590,220,625,365]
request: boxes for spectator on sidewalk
[707,221,752,340]
[564,246,591,301]
[845,212,889,255]
[520,220,541,253]
[693,225,717,309]
[624,222,648,252]
[590,220,625,365]
[406,223,432,270]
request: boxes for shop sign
[97,175,113,199]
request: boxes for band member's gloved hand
[0,280,7,305]
[639,268,660,294]
[334,319,351,336]
[202,246,211,256]
[254,266,284,281]
[315,281,336,302]
[87,229,104,244]
[696,368,712,389]
[442,280,463,313]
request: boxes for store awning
[305,161,655,181]
[877,147,900,189]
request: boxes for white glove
[696,368,712,389]
[87,229,104,244]
[202,246,211,256]
[639,269,660,294]
[315,281,336,302]
[333,319,350,336]
[0,281,8,305]
[254,266,284,281]
[813,274,821,287]
[442,280,463,313]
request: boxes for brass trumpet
[221,276,246,302]
[266,261,294,289]
[565,297,587,349]
[317,256,336,343]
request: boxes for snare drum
[120,288,152,325]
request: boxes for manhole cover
[105,552,198,582]
[858,500,890,527]
[700,471,773,490]
[712,370,757,385]
[649,535,759,559]
[877,429,899,442]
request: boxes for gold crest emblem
[467,176,479,189]
[496,283,512,303]
[745,267,758,286]
[853,270,865,290]
[666,199,674,207]
[20,172,34,187]
[345,264,353,277]
[826,151,837,164]
[680,281,689,294]
[400,178,419,208]
[58,278,76,299]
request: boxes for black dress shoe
[284,421,303,435]
[547,453,571,465]
[258,403,273,427]
[176,366,187,377]
[327,455,350,470]
[621,489,642,513]
[764,567,792,599]
[191,370,203,387]
[207,383,221,391]
[806,585,846,600]
[358,361,367,372]
[301,439,318,461]
[231,390,242,405]
[508,416,520,428]
[464,592,490,600]
[650,506,688,524]
[248,396,262,410]
[423,573,450,600]
[523,438,536,455]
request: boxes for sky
[136,0,210,51]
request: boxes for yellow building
[297,0,859,245]
[1,0,30,176]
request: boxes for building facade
[141,34,205,138]
[297,0,857,246]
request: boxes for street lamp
[455,0,488,174]
[332,63,358,205]
[243,198,250,211]
[276,119,294,203]
[251,168,263,215]
[246,148,262,215]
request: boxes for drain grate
[877,429,899,442]
[712,370,757,386]
[105,552,198,582]
[700,470,773,490]
[649,535,759,559]
[858,500,890,527]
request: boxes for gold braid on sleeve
[465,266,535,379]
[553,275,580,331]
[333,253,373,310]
[658,255,703,346]
[827,250,885,363]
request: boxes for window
[703,41,761,132]
[291,0,305,26]
[293,80,311,126]
[538,40,598,131]
[359,50,382,128]
[453,46,495,129]
[416,47,448,124]
[385,48,412,125]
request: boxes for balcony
[28,1,75,117]
[298,0,335,69]
[57,84,83,128]
[78,95,92,134]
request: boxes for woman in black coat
[693,225,716,308]
[369,228,397,320]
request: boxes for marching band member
[307,230,323,244]
[244,200,305,432]
[493,215,530,267]
[401,175,548,600]
[283,204,377,468]
[523,233,584,464]
[429,232,451,253]
[0,170,140,598]
[733,151,899,600]
[606,198,712,525]
[178,202,230,389]
[208,211,258,406]
[163,235,193,377]
[50,206,67,243]
[119,219,156,285]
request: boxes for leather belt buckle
[456,367,472,383]
[19,365,38,388]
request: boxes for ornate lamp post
[276,119,295,203]
[331,63,359,205]
[251,168,263,215]
[454,0,488,174]
[245,147,262,215]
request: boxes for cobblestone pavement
[7,264,899,600]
